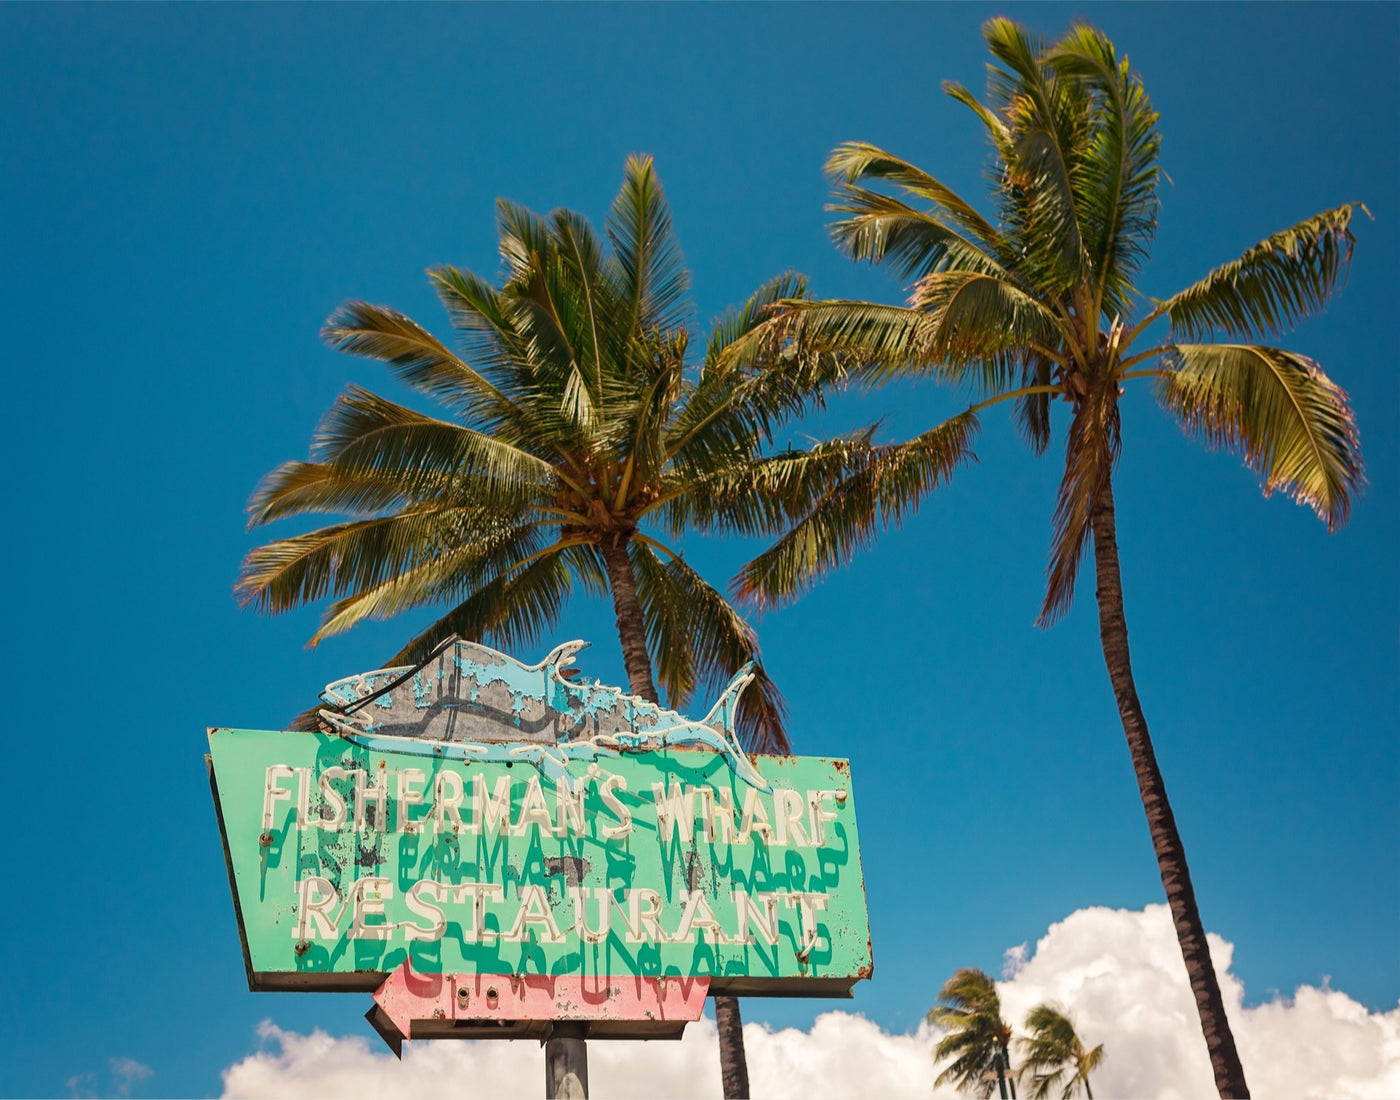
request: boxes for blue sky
[3,3,1396,1097]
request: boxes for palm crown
[929,967,1017,1099]
[738,18,1363,623]
[732,19,1364,1098]
[237,155,844,753]
[1017,1004,1104,1100]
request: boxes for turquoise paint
[209,728,872,995]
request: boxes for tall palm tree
[1017,1004,1103,1100]
[930,968,1017,1100]
[733,20,1364,1099]
[237,155,845,1100]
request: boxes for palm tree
[930,968,1017,1100]
[733,20,1364,1099]
[1017,1004,1103,1099]
[237,155,845,1100]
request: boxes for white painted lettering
[432,770,467,833]
[472,774,513,835]
[599,773,632,839]
[395,768,426,833]
[316,766,349,831]
[505,884,566,943]
[512,775,554,836]
[403,880,447,941]
[295,876,340,939]
[262,765,295,831]
[354,767,389,832]
[653,778,698,843]
[349,877,393,940]
[773,787,811,847]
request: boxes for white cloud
[220,905,1400,1100]
[66,1058,153,1099]
[110,1057,154,1091]
[220,1014,939,1100]
[994,905,1400,1100]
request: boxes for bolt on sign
[208,637,873,1050]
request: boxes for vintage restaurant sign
[208,638,872,1031]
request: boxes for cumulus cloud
[220,1014,939,1100]
[66,1057,153,1099]
[220,905,1400,1100]
[995,905,1400,1099]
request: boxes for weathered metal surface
[373,962,709,1038]
[208,729,872,999]
[317,636,767,789]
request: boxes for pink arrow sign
[373,962,711,1039]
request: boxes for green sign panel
[209,728,872,997]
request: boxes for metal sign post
[209,637,873,1097]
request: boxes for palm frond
[502,257,596,430]
[308,519,549,644]
[740,299,938,379]
[1155,344,1363,530]
[494,198,557,282]
[1048,24,1161,320]
[312,385,558,494]
[1040,385,1120,626]
[428,265,554,430]
[606,154,692,335]
[380,542,588,667]
[246,460,425,526]
[738,414,978,608]
[237,506,517,614]
[929,969,1009,1100]
[827,142,1007,248]
[828,184,1014,284]
[321,300,520,424]
[1014,352,1057,456]
[908,270,1065,391]
[631,541,789,753]
[658,433,875,539]
[702,272,810,372]
[1016,1003,1101,1100]
[942,79,1012,153]
[671,287,848,468]
[1160,205,1359,342]
[982,16,1092,296]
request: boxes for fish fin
[318,708,357,736]
[541,639,590,671]
[700,663,756,734]
[700,664,771,792]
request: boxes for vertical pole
[545,1023,588,1099]
[993,1047,1009,1100]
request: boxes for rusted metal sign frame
[209,637,873,1048]
[209,733,871,998]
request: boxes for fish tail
[700,664,770,791]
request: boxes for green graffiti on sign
[208,728,872,996]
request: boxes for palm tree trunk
[713,992,751,1099]
[600,539,659,706]
[599,537,752,1100]
[1089,476,1249,1099]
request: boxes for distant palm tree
[735,21,1364,1097]
[237,154,845,1100]
[1017,1004,1104,1099]
[930,968,1018,1099]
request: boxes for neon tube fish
[316,635,768,790]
